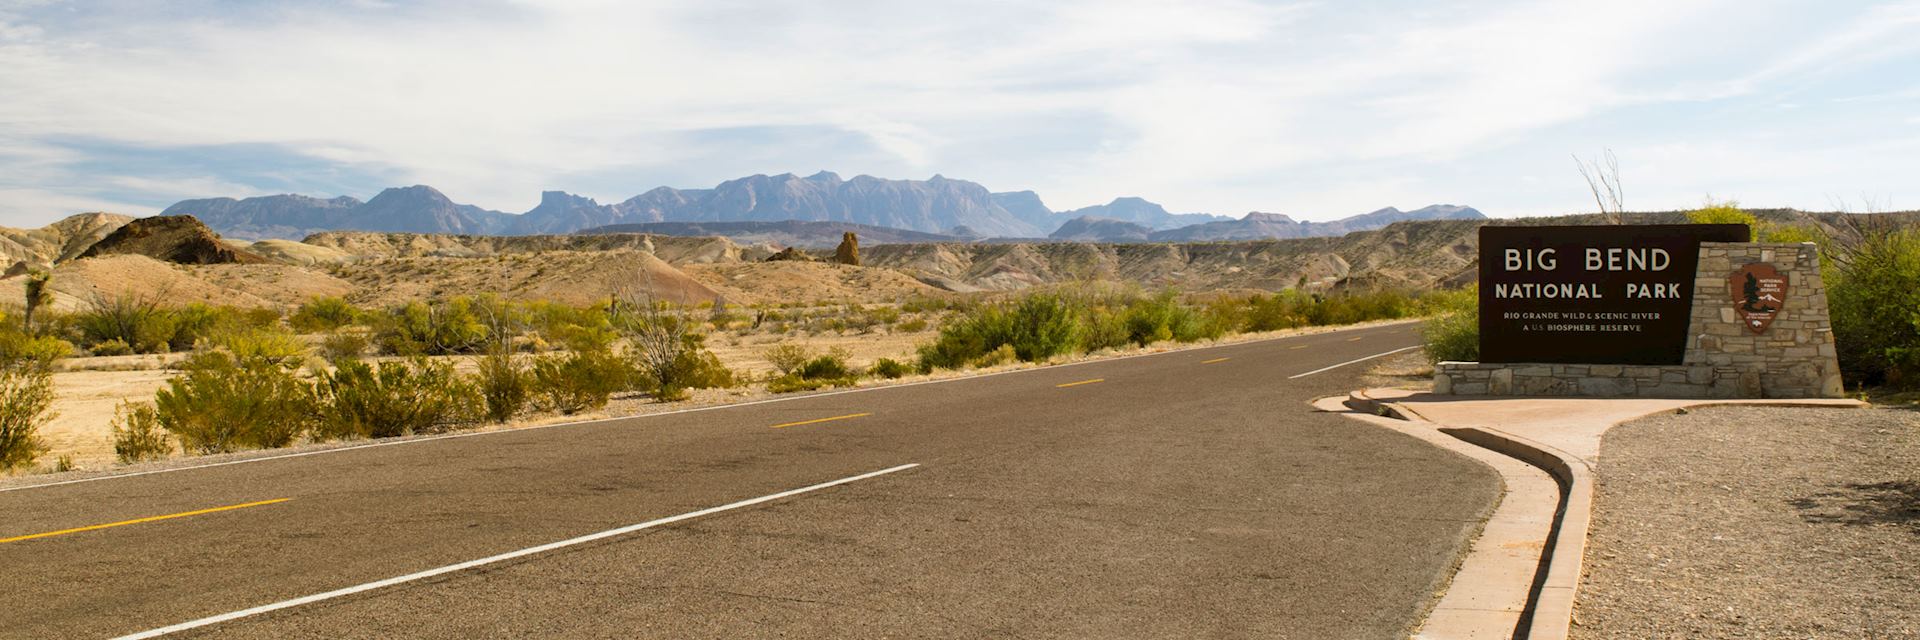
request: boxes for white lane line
[112,463,921,640]
[5,319,1421,495]
[1286,345,1422,379]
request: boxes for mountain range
[158,172,1483,243]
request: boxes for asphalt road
[0,322,1500,639]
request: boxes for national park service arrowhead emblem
[1730,263,1788,334]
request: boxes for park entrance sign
[1440,224,1844,398]
[1479,224,1750,365]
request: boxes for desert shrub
[798,350,854,380]
[1685,200,1757,233]
[762,343,814,376]
[1078,304,1132,352]
[530,346,631,414]
[1005,292,1081,359]
[320,330,370,363]
[1122,290,1197,346]
[476,349,531,423]
[870,357,910,379]
[110,401,171,464]
[1829,227,1920,388]
[917,291,1081,370]
[1421,286,1480,363]
[374,298,490,356]
[917,303,1012,370]
[315,357,480,439]
[154,350,315,454]
[0,362,55,473]
[1245,290,1311,332]
[167,304,279,351]
[74,291,177,353]
[1307,289,1418,326]
[895,317,929,333]
[213,327,308,369]
[766,348,859,393]
[90,338,135,357]
[1685,199,1820,244]
[974,343,1018,368]
[526,301,612,350]
[290,296,363,333]
[0,330,72,365]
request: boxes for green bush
[870,357,911,379]
[155,351,315,454]
[167,304,278,351]
[917,291,1081,370]
[90,338,135,357]
[0,363,54,473]
[974,343,1018,368]
[1005,292,1081,360]
[1245,290,1311,332]
[214,328,309,369]
[530,346,631,414]
[315,357,480,439]
[895,317,929,333]
[0,331,72,366]
[75,292,177,353]
[374,298,491,356]
[1421,286,1480,364]
[320,331,370,363]
[798,351,854,380]
[766,348,859,393]
[762,343,813,376]
[111,401,172,464]
[1830,227,1920,388]
[290,296,363,333]
[477,349,531,423]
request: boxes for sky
[1,0,1916,227]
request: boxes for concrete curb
[1339,388,1869,640]
[1318,394,1558,639]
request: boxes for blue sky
[1,0,1916,226]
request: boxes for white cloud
[0,0,1913,223]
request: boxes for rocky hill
[77,215,267,265]
[0,212,134,266]
[1049,216,1152,242]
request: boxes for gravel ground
[1573,405,1920,639]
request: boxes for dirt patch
[0,254,277,312]
[1358,349,1434,391]
[1573,405,1920,638]
[682,261,943,305]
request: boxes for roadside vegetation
[7,279,1454,475]
[915,284,1435,373]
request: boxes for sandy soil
[36,369,176,468]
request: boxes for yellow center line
[1346,336,1364,342]
[1201,357,1231,364]
[0,498,292,545]
[771,412,872,429]
[1289,345,1310,350]
[1056,378,1104,388]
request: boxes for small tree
[23,270,52,335]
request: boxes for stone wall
[1435,242,1844,398]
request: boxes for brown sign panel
[1479,224,1750,365]
[1730,263,1788,334]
